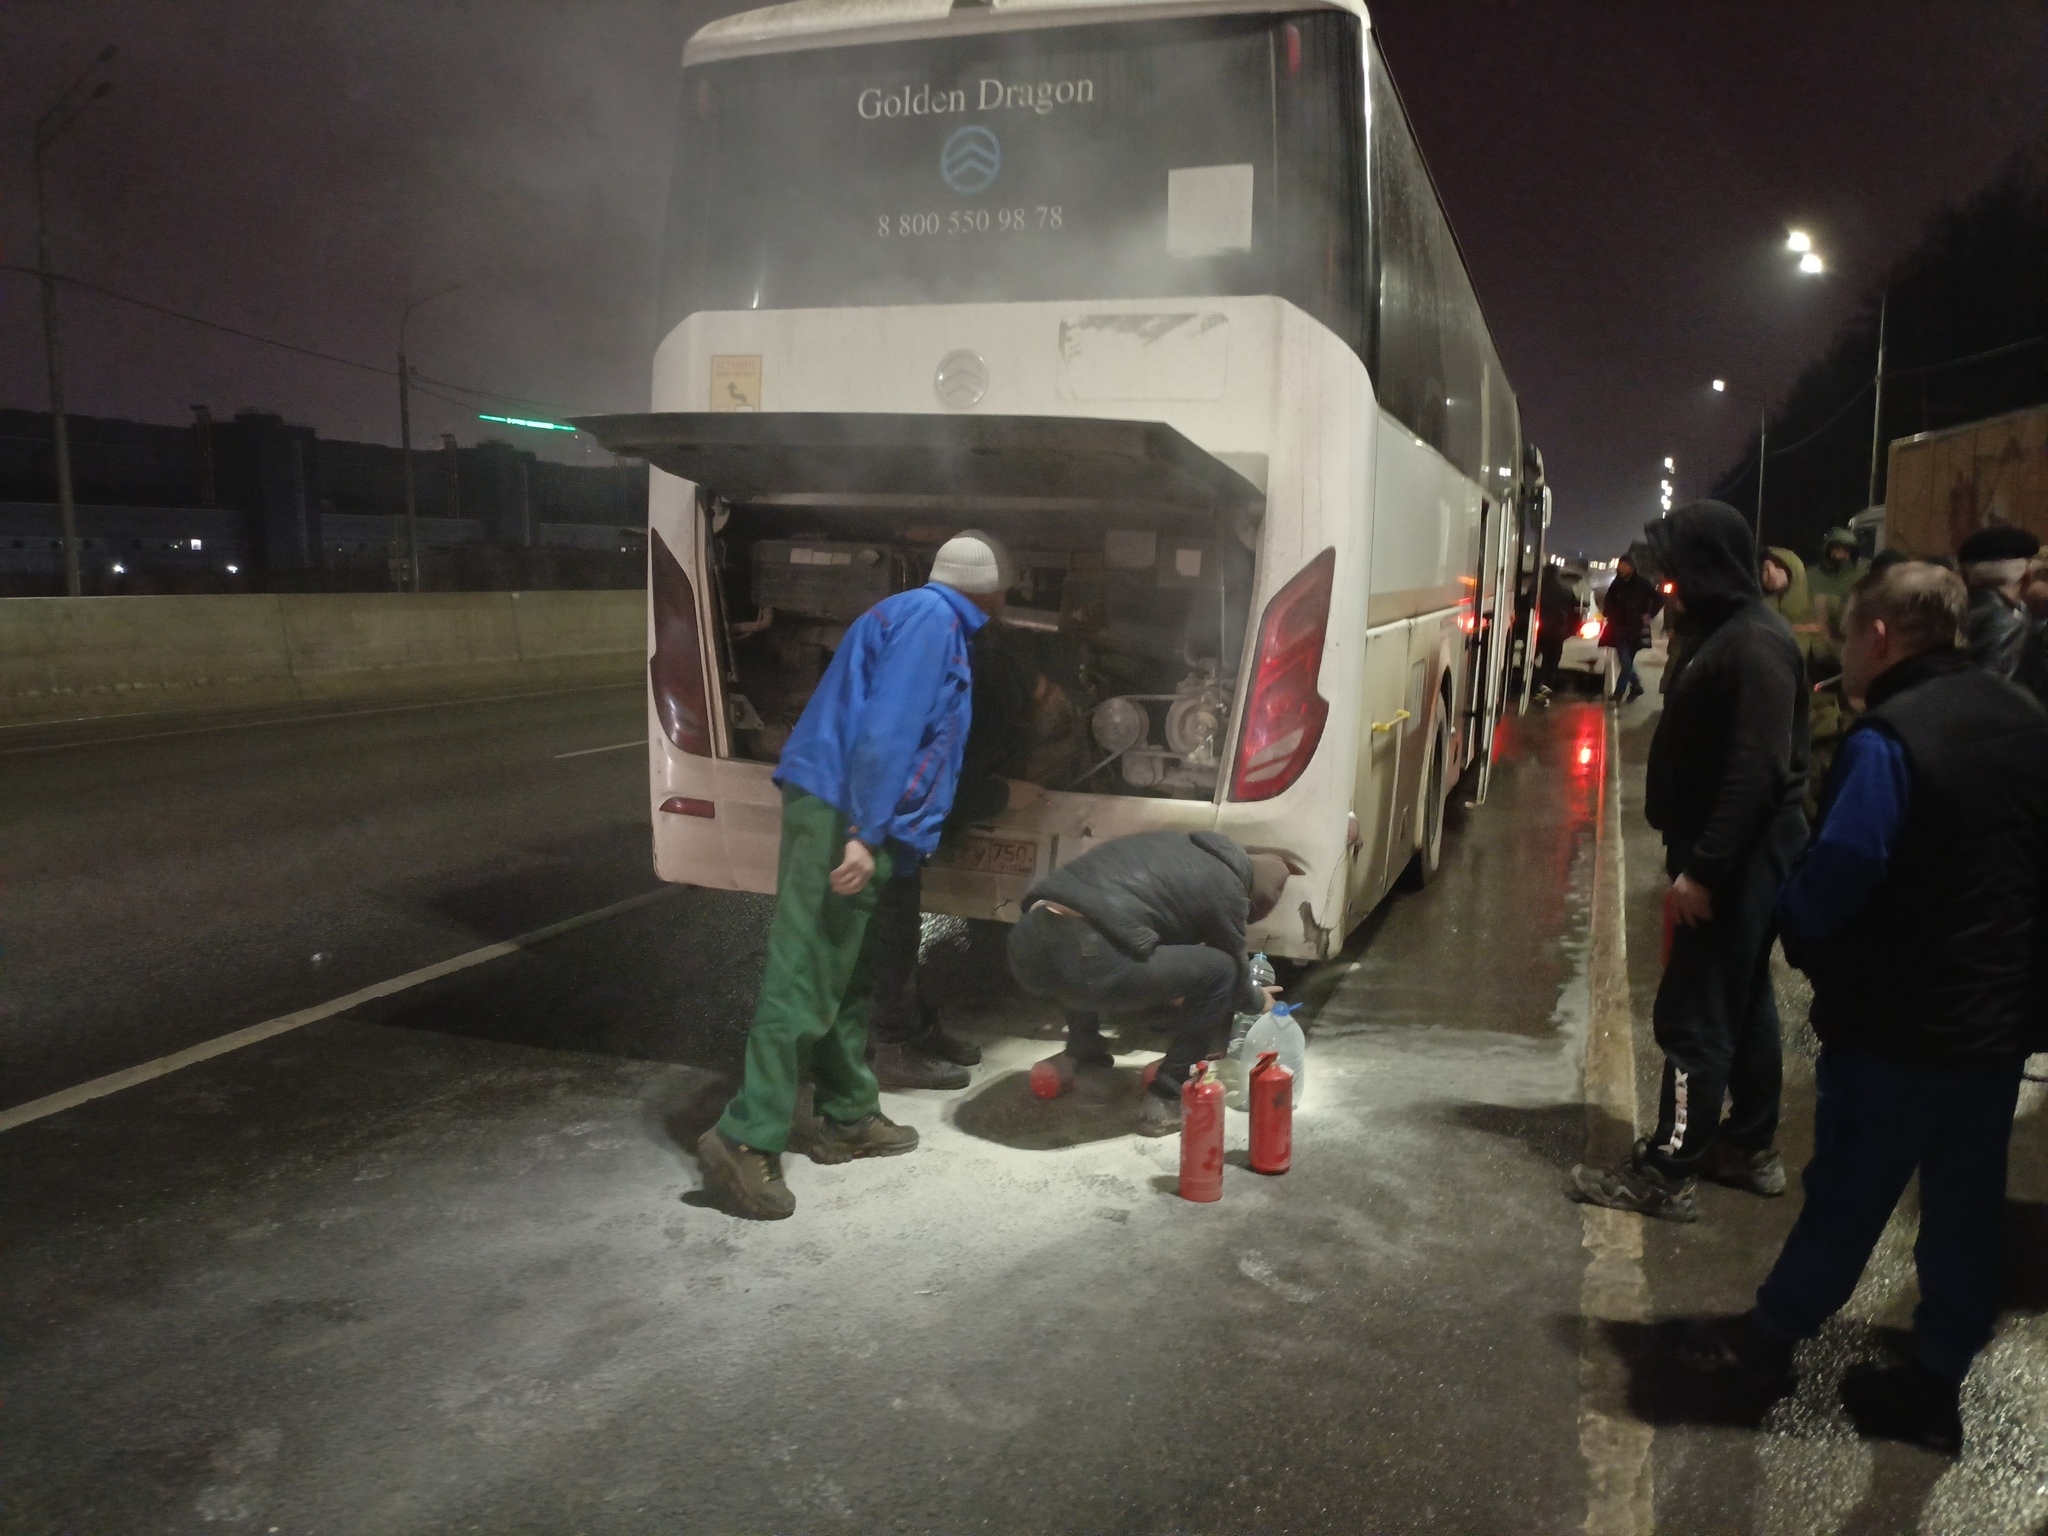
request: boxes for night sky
[4,1,2043,552]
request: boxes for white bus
[582,0,1541,962]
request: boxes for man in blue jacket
[1675,561,2048,1455]
[697,531,1012,1220]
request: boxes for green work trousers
[716,787,895,1153]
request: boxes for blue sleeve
[1777,730,1911,947]
[843,600,958,850]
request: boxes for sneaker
[1135,1088,1183,1138]
[870,1040,970,1091]
[1666,1312,1796,1392]
[1568,1143,1700,1223]
[913,1008,983,1067]
[1841,1360,1963,1456]
[790,1110,920,1165]
[696,1128,796,1221]
[1625,684,1646,703]
[1703,1141,1788,1197]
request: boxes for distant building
[0,407,648,592]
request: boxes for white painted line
[0,885,681,1135]
[553,739,644,760]
[1577,705,1655,1535]
[0,681,641,757]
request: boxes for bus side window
[1367,38,1490,486]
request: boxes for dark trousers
[1646,808,1807,1175]
[1006,905,1237,1095]
[1612,642,1645,698]
[867,863,928,1047]
[1755,1046,2023,1381]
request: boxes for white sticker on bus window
[1175,548,1203,578]
[1166,164,1254,257]
[1105,530,1157,569]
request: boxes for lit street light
[1712,379,1727,393]
[34,44,117,599]
[1787,229,1889,506]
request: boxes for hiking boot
[1135,1087,1183,1138]
[870,1040,970,1091]
[1568,1143,1699,1222]
[1703,1141,1788,1197]
[1842,1359,1963,1456]
[913,1009,982,1067]
[696,1128,795,1221]
[1666,1311,1796,1393]
[790,1111,919,1166]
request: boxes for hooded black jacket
[1643,502,1808,891]
[1023,831,1264,1012]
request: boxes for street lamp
[34,45,116,599]
[1788,229,1888,507]
[397,284,462,593]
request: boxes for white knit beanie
[927,529,1014,595]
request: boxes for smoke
[0,1,747,461]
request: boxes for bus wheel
[1399,712,1449,891]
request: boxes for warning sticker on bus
[932,831,1039,877]
[710,355,761,412]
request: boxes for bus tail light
[660,796,716,818]
[1230,547,1336,803]
[650,529,713,756]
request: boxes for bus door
[1469,493,1518,803]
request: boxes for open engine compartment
[705,499,1256,801]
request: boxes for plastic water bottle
[1239,1003,1306,1108]
[1220,954,1279,1108]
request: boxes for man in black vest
[1677,561,2048,1454]
[1571,501,1808,1221]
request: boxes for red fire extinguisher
[1249,1049,1293,1175]
[1178,1061,1225,1203]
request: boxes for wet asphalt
[4,678,2047,1533]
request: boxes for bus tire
[1398,710,1450,891]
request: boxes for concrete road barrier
[0,590,643,725]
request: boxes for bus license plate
[935,832,1038,877]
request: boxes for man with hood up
[1571,502,1809,1221]
[1806,526,1865,623]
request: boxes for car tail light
[649,528,713,756]
[1230,547,1336,803]
[659,796,716,818]
[1579,617,1602,641]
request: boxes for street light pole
[1867,285,1889,508]
[397,285,461,593]
[33,47,115,599]
[1756,407,1769,547]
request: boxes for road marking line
[0,682,640,757]
[1579,706,1655,1535]
[553,739,644,759]
[0,885,681,1135]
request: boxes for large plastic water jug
[1237,1003,1306,1108]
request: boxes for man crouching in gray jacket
[1007,831,1292,1135]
